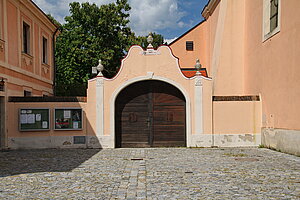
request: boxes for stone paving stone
[0,148,299,199]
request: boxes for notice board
[54,108,82,130]
[19,108,50,131]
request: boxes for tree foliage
[55,0,133,96]
[55,1,165,96]
[134,32,165,49]
[47,14,61,27]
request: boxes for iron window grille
[186,41,194,51]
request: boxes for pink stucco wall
[244,0,300,130]
[6,45,262,148]
[0,0,4,40]
[172,0,299,132]
[7,1,19,67]
[169,3,222,78]
[213,101,261,134]
[87,46,213,139]
[1,0,57,97]
[7,102,88,138]
[169,22,209,72]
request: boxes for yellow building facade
[0,0,58,148]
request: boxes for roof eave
[201,0,221,20]
[168,20,205,46]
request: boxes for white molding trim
[96,76,104,136]
[109,75,192,147]
[194,76,203,134]
[0,72,53,93]
[0,61,53,85]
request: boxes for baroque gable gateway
[85,45,213,148]
[7,43,261,149]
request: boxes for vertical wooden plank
[115,80,186,148]
[152,81,186,147]
[115,81,151,147]
[148,83,154,146]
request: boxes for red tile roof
[181,68,208,78]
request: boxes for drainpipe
[52,26,60,96]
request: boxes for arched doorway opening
[115,80,186,148]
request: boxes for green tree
[47,14,61,27]
[134,32,165,49]
[55,0,133,96]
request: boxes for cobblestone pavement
[0,148,299,199]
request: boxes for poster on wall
[54,108,82,130]
[19,109,50,131]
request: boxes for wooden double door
[115,80,186,148]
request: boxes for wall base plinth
[87,135,114,148]
[189,133,261,147]
[262,128,300,156]
[189,134,213,147]
[8,133,262,149]
[213,133,261,147]
[8,135,114,149]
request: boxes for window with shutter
[186,41,194,51]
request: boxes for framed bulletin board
[54,108,82,130]
[19,108,50,131]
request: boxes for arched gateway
[86,45,212,149]
[115,80,186,148]
[6,36,261,150]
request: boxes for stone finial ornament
[147,32,154,49]
[97,60,104,74]
[195,59,202,76]
[92,59,104,76]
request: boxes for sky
[32,0,209,43]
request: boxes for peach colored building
[6,44,261,150]
[170,0,300,155]
[0,0,58,149]
[3,0,299,156]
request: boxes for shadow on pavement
[0,149,101,177]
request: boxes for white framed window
[263,0,281,41]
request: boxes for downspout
[52,27,60,96]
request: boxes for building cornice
[201,0,220,20]
[19,0,58,31]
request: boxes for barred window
[186,41,194,51]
